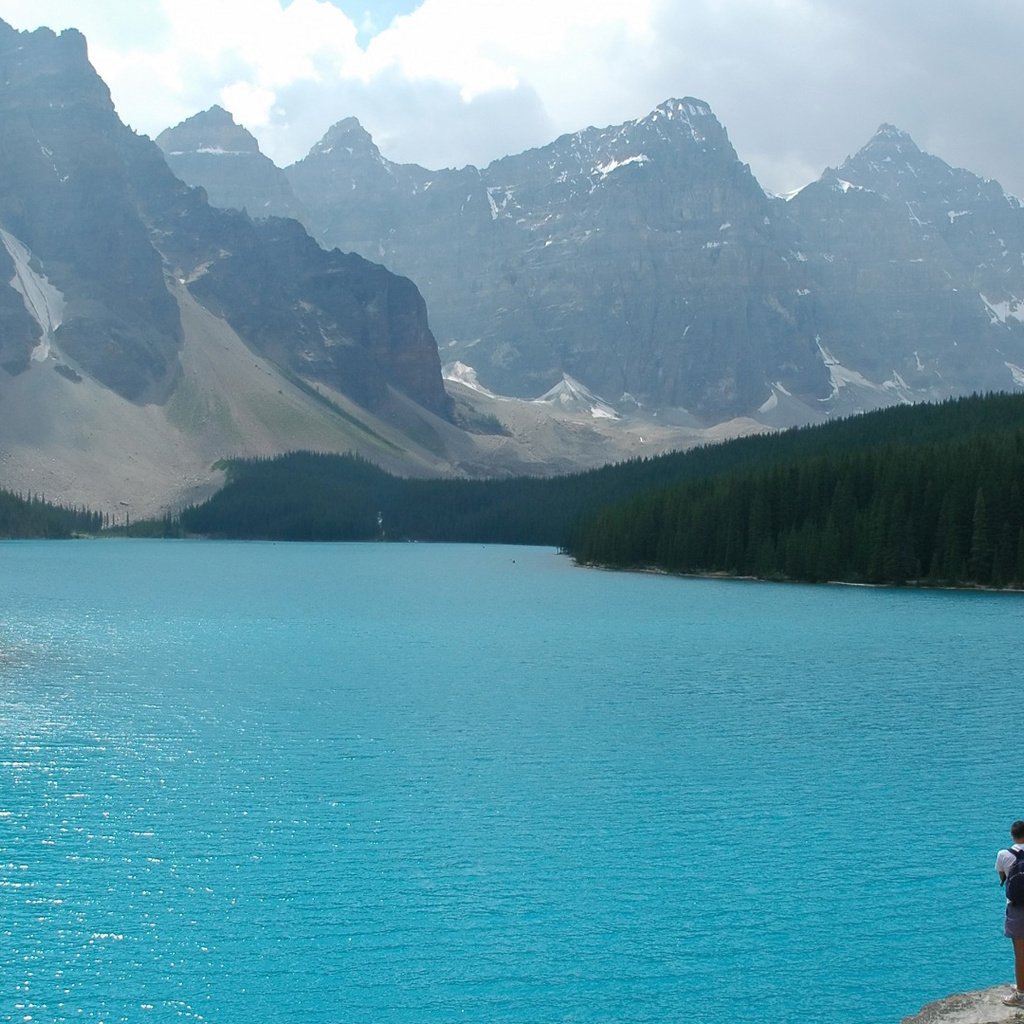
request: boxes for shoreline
[572,559,1024,595]
[903,986,1021,1022]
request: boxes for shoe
[1003,989,1024,1006]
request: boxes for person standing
[996,820,1024,1007]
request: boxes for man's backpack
[1005,848,1024,904]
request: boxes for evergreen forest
[0,490,103,539]
[568,396,1024,587]
[177,393,1024,589]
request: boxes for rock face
[182,215,449,415]
[0,22,182,401]
[156,106,307,222]
[787,125,1024,418]
[288,100,814,419]
[0,18,451,419]
[280,100,1024,423]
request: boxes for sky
[0,0,1021,198]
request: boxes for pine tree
[969,487,993,584]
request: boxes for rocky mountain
[156,106,306,222]
[279,101,1024,423]
[785,124,1024,417]
[0,24,182,403]
[0,20,450,417]
[0,18,472,514]
[8,15,1023,519]
[286,100,815,419]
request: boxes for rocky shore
[904,987,1024,1023]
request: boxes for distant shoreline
[573,559,1024,595]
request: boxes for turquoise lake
[0,540,1020,1023]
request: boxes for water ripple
[0,541,1018,1022]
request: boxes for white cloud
[363,0,656,100]
[220,81,279,127]
[88,0,365,134]
[158,0,360,86]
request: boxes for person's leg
[1003,938,1024,1004]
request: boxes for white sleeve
[998,849,1015,876]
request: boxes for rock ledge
[904,987,1024,1023]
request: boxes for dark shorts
[1005,902,1024,939]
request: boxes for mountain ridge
[159,93,1024,428]
[280,93,804,418]
[238,98,1021,422]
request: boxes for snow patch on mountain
[776,184,810,201]
[1005,362,1024,387]
[817,338,886,398]
[443,360,499,397]
[641,98,715,144]
[596,154,649,177]
[533,375,619,419]
[447,361,621,420]
[758,381,795,413]
[882,371,914,402]
[982,294,1024,324]
[833,179,871,195]
[1,227,65,360]
[37,141,68,183]
[485,186,517,220]
[164,147,250,156]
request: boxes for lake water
[0,540,1020,1023]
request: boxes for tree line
[567,407,1024,587]
[149,392,1024,588]
[0,490,103,538]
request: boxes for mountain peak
[639,96,718,129]
[826,123,936,193]
[0,18,108,112]
[203,104,234,124]
[303,116,387,166]
[304,116,384,164]
[156,106,261,156]
[874,122,910,138]
[655,97,715,120]
[633,96,728,149]
[0,18,84,51]
[331,115,366,134]
[864,123,921,155]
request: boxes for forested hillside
[0,491,102,538]
[179,452,618,544]
[174,394,1024,587]
[568,398,1024,587]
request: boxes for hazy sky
[1,0,1020,198]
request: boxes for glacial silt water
[0,540,1019,1023]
